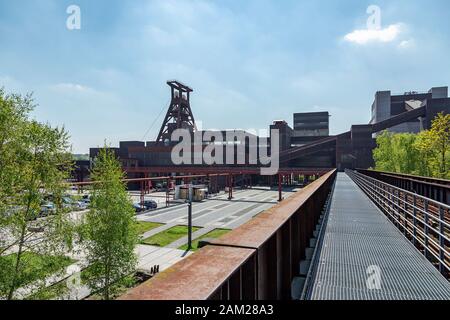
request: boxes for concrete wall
[430,87,448,99]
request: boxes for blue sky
[1,0,449,153]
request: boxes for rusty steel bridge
[118,169,450,300]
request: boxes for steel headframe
[156,80,197,143]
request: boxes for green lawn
[179,228,231,252]
[141,225,201,247]
[0,252,75,298]
[135,221,163,234]
[26,278,70,300]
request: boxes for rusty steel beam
[123,166,331,176]
[68,174,227,187]
[120,169,337,300]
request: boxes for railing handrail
[352,170,450,210]
[357,168,450,188]
[346,169,449,276]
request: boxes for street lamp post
[187,199,192,250]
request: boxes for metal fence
[347,170,450,278]
[356,169,449,204]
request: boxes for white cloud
[344,23,404,45]
[51,83,94,93]
[398,39,416,49]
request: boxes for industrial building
[292,111,330,146]
[370,87,448,136]
[76,82,450,183]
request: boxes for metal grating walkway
[309,173,450,300]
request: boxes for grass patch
[141,225,201,247]
[179,228,231,252]
[26,278,70,300]
[135,221,163,234]
[0,252,75,298]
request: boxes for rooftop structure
[370,86,448,136]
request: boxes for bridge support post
[140,181,145,210]
[228,174,233,200]
[424,200,429,259]
[278,174,282,202]
[166,178,170,207]
[439,205,445,275]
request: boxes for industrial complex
[3,0,450,304]
[74,82,450,185]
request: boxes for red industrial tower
[156,80,197,143]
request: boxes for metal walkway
[309,173,450,300]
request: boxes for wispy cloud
[398,39,416,50]
[51,83,94,93]
[344,23,404,45]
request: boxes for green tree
[0,88,33,224]
[429,112,450,178]
[414,130,436,177]
[373,113,450,179]
[392,133,419,174]
[0,89,73,299]
[81,147,138,300]
[373,131,397,172]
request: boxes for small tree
[414,130,436,177]
[81,147,138,300]
[0,88,33,225]
[373,114,449,179]
[390,133,418,174]
[373,131,396,172]
[429,112,450,179]
[0,89,73,299]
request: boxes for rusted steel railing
[356,169,450,204]
[348,170,449,278]
[119,169,337,300]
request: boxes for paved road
[138,187,298,231]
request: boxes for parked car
[133,200,157,213]
[141,200,158,210]
[74,201,88,210]
[40,201,55,217]
[133,203,145,213]
[62,196,74,210]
